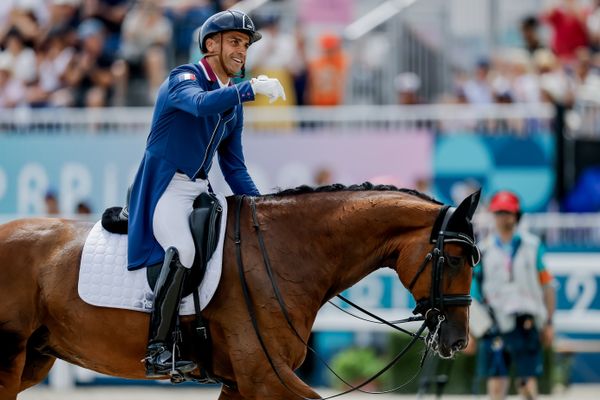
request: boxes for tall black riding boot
[145,247,196,378]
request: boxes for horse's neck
[258,193,437,306]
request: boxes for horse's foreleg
[19,351,56,391]
[218,386,245,400]
[265,369,321,400]
[0,333,27,400]
[238,367,321,400]
[19,326,56,391]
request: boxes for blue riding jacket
[127,59,260,270]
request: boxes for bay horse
[0,183,480,400]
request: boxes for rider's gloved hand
[250,75,286,104]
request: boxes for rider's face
[217,31,250,77]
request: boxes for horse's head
[396,190,481,359]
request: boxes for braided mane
[271,182,442,205]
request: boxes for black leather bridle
[408,205,480,322]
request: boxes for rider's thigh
[152,174,207,268]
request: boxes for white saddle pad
[78,194,227,315]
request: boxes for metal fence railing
[569,99,600,140]
[0,103,555,135]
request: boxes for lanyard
[497,235,521,282]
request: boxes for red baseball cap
[320,33,341,50]
[489,191,520,213]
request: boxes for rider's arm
[167,67,255,117]
[217,112,260,196]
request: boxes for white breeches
[152,172,209,268]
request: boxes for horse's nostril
[453,339,466,350]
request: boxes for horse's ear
[465,189,481,221]
[452,189,481,224]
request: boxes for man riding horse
[127,10,286,378]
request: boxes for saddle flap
[191,192,223,263]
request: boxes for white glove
[250,75,286,104]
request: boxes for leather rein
[233,196,479,398]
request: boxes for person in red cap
[467,190,556,400]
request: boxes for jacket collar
[199,58,218,82]
[199,58,232,87]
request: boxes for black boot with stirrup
[144,247,196,379]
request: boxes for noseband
[408,205,480,319]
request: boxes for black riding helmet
[199,10,262,53]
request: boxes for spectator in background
[313,167,333,186]
[44,190,60,215]
[587,0,600,51]
[572,47,600,102]
[0,52,25,108]
[461,59,494,104]
[414,176,432,197]
[63,18,122,107]
[394,72,422,105]
[76,201,92,214]
[520,16,545,56]
[307,33,347,106]
[468,191,555,400]
[0,0,43,46]
[291,23,308,105]
[27,26,76,106]
[542,0,589,65]
[120,0,172,103]
[505,48,541,104]
[533,48,574,107]
[163,0,214,64]
[45,0,81,36]
[245,13,296,105]
[572,47,594,86]
[81,0,129,54]
[2,28,37,85]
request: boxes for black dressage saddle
[101,192,223,297]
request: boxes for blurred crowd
[0,0,350,109]
[4,0,600,110]
[0,0,230,108]
[441,0,600,111]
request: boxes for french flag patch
[177,73,197,82]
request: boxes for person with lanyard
[126,10,286,378]
[468,191,556,400]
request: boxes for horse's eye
[446,255,464,269]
